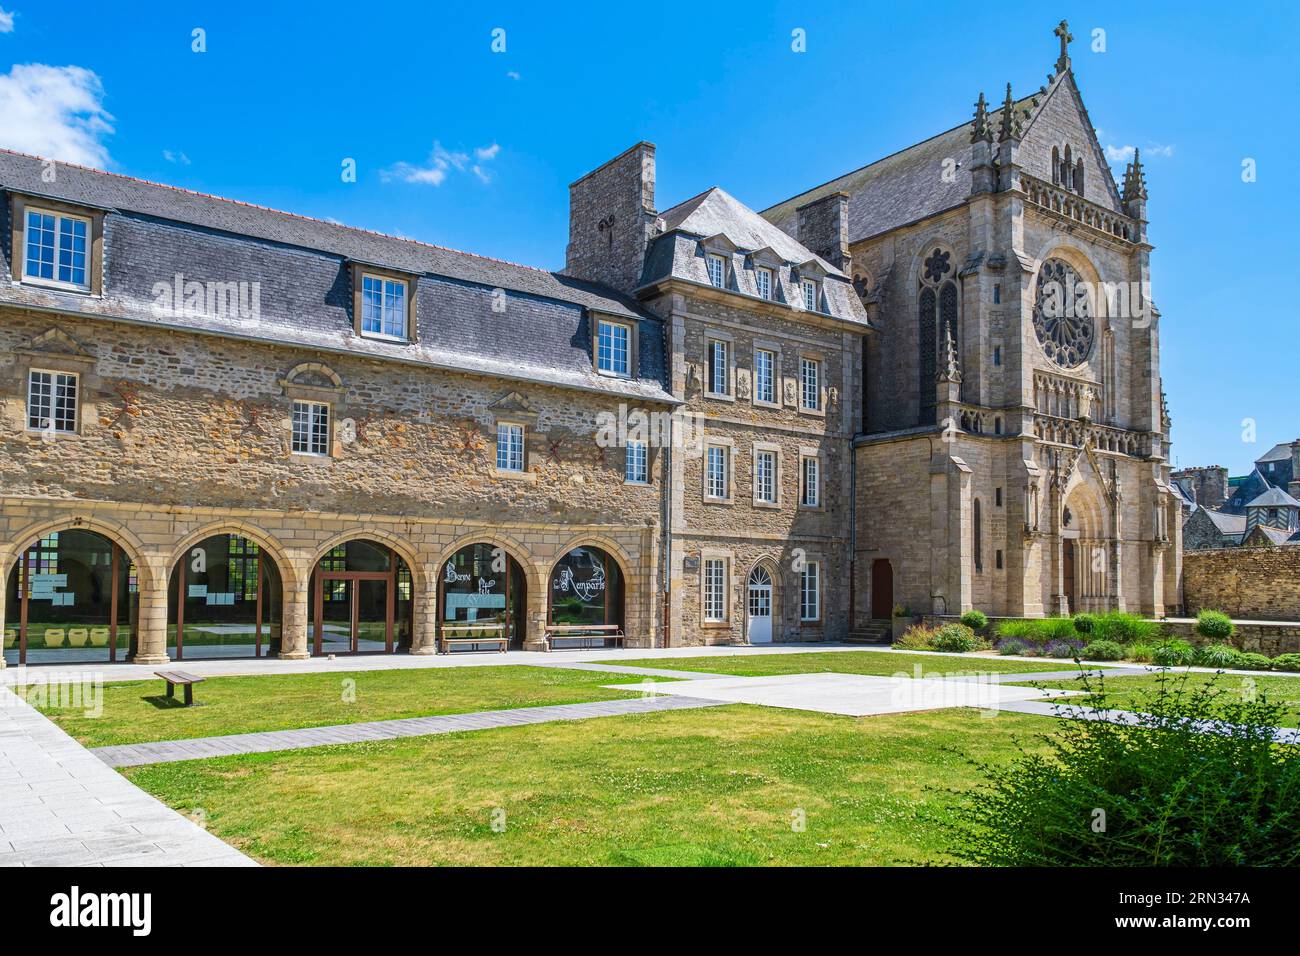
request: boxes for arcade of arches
[0,511,644,666]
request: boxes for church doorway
[870,559,893,620]
[1062,540,1077,613]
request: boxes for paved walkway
[0,688,255,867]
[93,693,727,768]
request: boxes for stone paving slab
[604,672,1083,718]
[0,687,255,867]
[93,693,728,768]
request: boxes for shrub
[931,623,982,653]
[1125,643,1155,663]
[995,619,1043,643]
[1152,639,1195,667]
[1236,652,1274,672]
[942,671,1300,865]
[1271,654,1300,673]
[894,625,935,650]
[996,637,1033,656]
[1194,644,1241,669]
[892,604,912,618]
[1044,639,1084,659]
[1042,618,1079,642]
[1082,640,1125,661]
[959,610,989,631]
[1195,609,1236,642]
[1072,613,1096,635]
[1092,611,1163,644]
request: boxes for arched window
[918,286,937,425]
[917,246,955,427]
[170,534,283,660]
[973,498,983,572]
[549,546,623,628]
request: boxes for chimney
[795,191,851,273]
[563,142,660,295]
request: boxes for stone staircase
[846,620,893,645]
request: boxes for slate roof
[1221,468,1272,515]
[0,148,675,404]
[1205,510,1247,535]
[1257,441,1297,463]
[642,187,870,328]
[1248,526,1299,546]
[1246,486,1300,509]
[760,91,1040,243]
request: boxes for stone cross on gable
[1054,19,1073,74]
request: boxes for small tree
[1195,609,1236,643]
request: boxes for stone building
[1174,441,1300,550]
[763,20,1180,618]
[1,20,1174,668]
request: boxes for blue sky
[1,0,1295,474]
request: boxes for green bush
[1271,654,1300,673]
[1082,640,1125,661]
[894,625,935,651]
[1042,617,1079,642]
[1195,610,1236,642]
[1237,652,1273,672]
[931,623,982,653]
[1152,639,1196,667]
[942,671,1300,865]
[1125,643,1155,663]
[1072,613,1097,634]
[995,619,1042,642]
[959,610,988,631]
[1092,611,1163,644]
[1194,644,1241,669]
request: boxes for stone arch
[283,361,343,388]
[550,532,634,584]
[167,520,299,593]
[434,529,541,599]
[310,527,425,594]
[2,514,158,591]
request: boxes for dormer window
[706,253,727,289]
[360,274,408,340]
[596,318,631,376]
[801,278,819,311]
[755,267,773,301]
[23,208,90,291]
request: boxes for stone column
[409,573,440,655]
[0,575,8,669]
[130,570,171,665]
[278,579,310,660]
[523,572,547,651]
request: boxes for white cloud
[0,7,14,33]
[382,141,500,186]
[506,71,520,80]
[163,149,191,165]
[1105,141,1174,164]
[0,63,113,166]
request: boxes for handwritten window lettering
[549,547,622,626]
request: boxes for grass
[123,705,1056,866]
[1014,670,1300,728]
[618,649,1062,678]
[22,665,676,748]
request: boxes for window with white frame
[26,370,78,433]
[755,266,773,301]
[703,558,727,622]
[754,348,775,404]
[706,444,729,499]
[24,209,90,290]
[800,560,821,621]
[496,422,525,472]
[596,319,631,376]
[291,400,330,456]
[707,339,729,396]
[625,440,648,483]
[800,357,821,411]
[360,274,408,339]
[706,253,727,288]
[755,449,777,503]
[801,278,818,311]
[800,455,820,507]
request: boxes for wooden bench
[438,622,508,654]
[156,670,205,707]
[545,623,625,651]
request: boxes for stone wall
[1183,546,1300,622]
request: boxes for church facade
[0,22,1177,668]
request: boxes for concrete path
[605,672,1082,718]
[0,688,255,867]
[93,693,727,768]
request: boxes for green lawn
[23,665,676,748]
[618,649,1067,678]
[124,704,1053,866]
[1014,670,1300,727]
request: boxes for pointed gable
[1017,72,1125,213]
